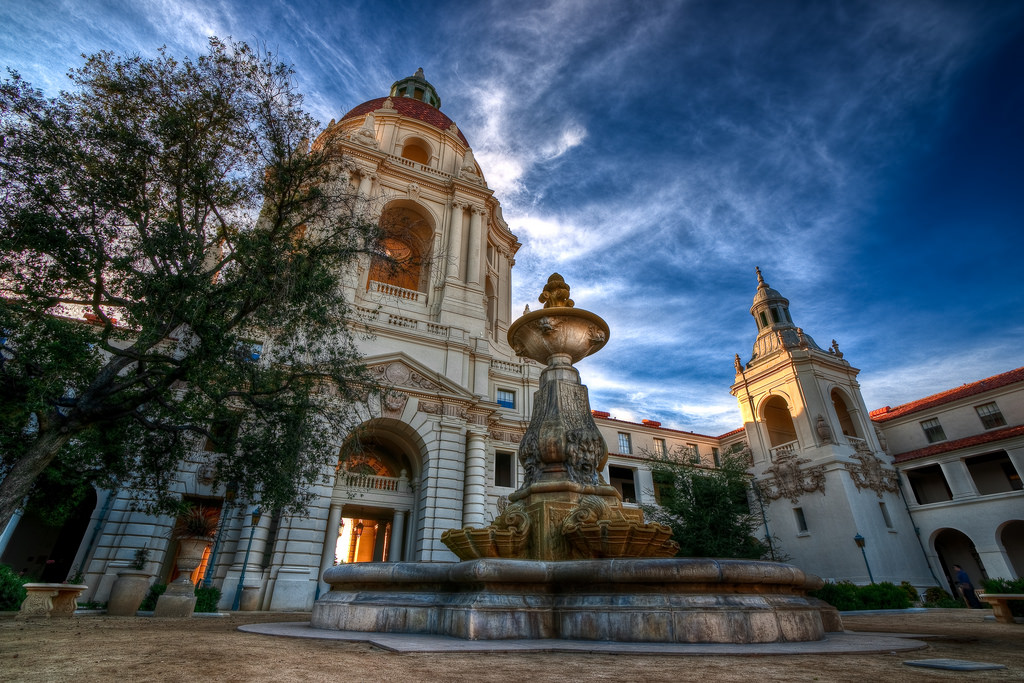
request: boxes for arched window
[368,204,433,294]
[830,389,861,438]
[400,138,431,165]
[763,395,798,447]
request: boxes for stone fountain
[312,274,839,643]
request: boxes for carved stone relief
[382,391,408,418]
[816,414,833,444]
[758,451,826,503]
[367,361,443,392]
[845,451,900,498]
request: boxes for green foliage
[811,581,912,610]
[981,577,1024,617]
[139,583,167,611]
[194,586,221,613]
[641,444,766,559]
[899,581,920,604]
[129,546,150,571]
[922,586,964,608]
[0,564,28,610]
[0,38,387,527]
[170,505,220,539]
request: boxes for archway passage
[367,204,434,295]
[763,395,798,448]
[0,488,97,582]
[934,528,987,598]
[830,389,861,438]
[999,520,1024,576]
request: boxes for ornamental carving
[490,428,524,444]
[351,113,379,149]
[845,451,900,498]
[382,391,408,417]
[758,451,826,503]
[368,362,443,392]
[417,400,443,415]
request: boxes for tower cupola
[389,68,441,109]
[750,266,794,334]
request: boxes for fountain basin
[508,307,609,365]
[312,558,837,643]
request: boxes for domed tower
[731,268,934,589]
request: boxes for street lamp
[231,506,262,611]
[853,533,875,584]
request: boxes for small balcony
[769,440,799,461]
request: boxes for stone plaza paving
[1,608,1021,681]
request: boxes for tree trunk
[0,427,73,531]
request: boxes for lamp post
[231,507,262,611]
[853,533,875,584]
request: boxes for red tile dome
[340,97,469,147]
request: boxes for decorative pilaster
[466,207,484,285]
[463,429,488,527]
[446,202,464,278]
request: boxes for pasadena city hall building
[1,71,1021,611]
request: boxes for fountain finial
[538,273,574,308]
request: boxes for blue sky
[3,1,1022,435]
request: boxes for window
[975,402,1006,430]
[712,447,721,467]
[759,311,769,327]
[793,507,808,533]
[879,502,894,529]
[494,451,514,488]
[496,389,516,409]
[964,451,1022,494]
[920,418,946,443]
[204,416,240,453]
[687,443,700,463]
[653,438,667,457]
[235,340,262,362]
[617,432,632,454]
[771,308,781,323]
[609,465,637,503]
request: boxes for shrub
[922,586,964,609]
[858,582,911,610]
[194,586,221,613]
[899,581,920,604]
[810,581,861,611]
[139,583,167,611]
[0,565,28,611]
[811,581,911,610]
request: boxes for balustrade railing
[339,471,410,493]
[368,280,424,303]
[769,440,799,461]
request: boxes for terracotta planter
[107,570,152,616]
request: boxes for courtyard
[0,609,1021,682]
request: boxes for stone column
[446,202,464,278]
[465,207,484,285]
[390,509,406,562]
[463,428,488,527]
[939,460,976,500]
[317,504,343,596]
[232,509,271,610]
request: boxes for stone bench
[978,594,1024,624]
[18,583,88,619]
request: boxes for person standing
[952,564,983,608]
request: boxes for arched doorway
[0,487,97,582]
[762,395,798,458]
[830,388,862,439]
[933,528,987,597]
[998,520,1024,577]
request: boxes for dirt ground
[0,609,1021,682]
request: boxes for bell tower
[731,268,934,588]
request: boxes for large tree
[641,444,768,559]
[0,39,384,529]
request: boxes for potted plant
[153,505,220,617]
[107,546,153,616]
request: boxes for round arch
[368,201,436,294]
[759,394,798,449]
[996,519,1024,576]
[398,135,432,165]
[932,527,987,596]
[829,387,862,439]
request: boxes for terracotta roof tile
[341,97,470,146]
[717,427,746,439]
[870,366,1024,422]
[893,424,1024,463]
